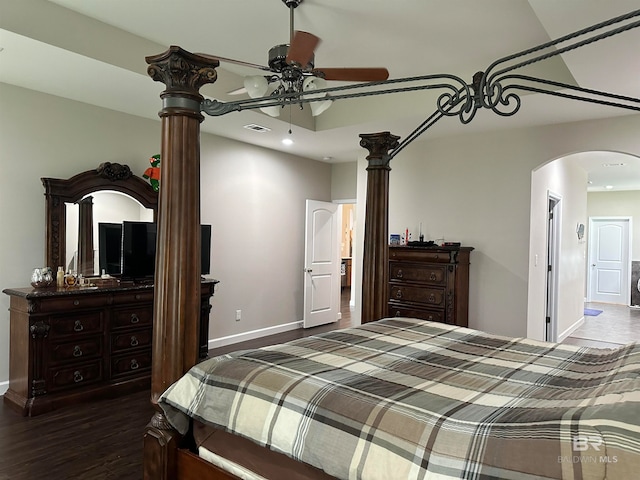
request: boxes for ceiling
[1,0,639,190]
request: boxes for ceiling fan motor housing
[269,44,314,71]
[282,0,303,8]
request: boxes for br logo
[573,435,602,452]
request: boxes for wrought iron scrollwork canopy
[201,8,640,158]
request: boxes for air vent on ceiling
[243,124,271,133]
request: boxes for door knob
[591,264,596,267]
[304,268,313,273]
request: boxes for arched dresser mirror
[42,162,158,275]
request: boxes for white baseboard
[0,380,8,397]
[558,316,585,342]
[208,320,303,351]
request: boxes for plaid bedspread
[159,318,640,479]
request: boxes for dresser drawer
[112,307,153,329]
[48,312,103,338]
[50,336,103,364]
[389,262,446,285]
[111,328,152,352]
[111,290,154,306]
[389,285,445,307]
[389,248,454,264]
[111,350,152,378]
[388,305,446,323]
[47,361,103,392]
[36,293,110,313]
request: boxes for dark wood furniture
[3,280,217,417]
[388,246,473,326]
[42,162,158,276]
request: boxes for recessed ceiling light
[282,138,294,146]
[602,162,626,167]
[322,156,333,161]
[605,185,614,189]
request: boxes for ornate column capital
[359,132,400,168]
[146,46,220,116]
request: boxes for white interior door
[303,200,341,328]
[588,218,631,304]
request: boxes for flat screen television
[98,222,123,275]
[122,221,157,281]
[121,221,212,281]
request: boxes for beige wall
[353,113,640,339]
[331,161,357,201]
[587,190,640,261]
[0,83,331,392]
[527,157,588,341]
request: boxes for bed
[141,27,640,480]
[159,317,640,480]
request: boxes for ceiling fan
[202,0,389,116]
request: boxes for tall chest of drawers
[388,246,473,327]
[3,280,217,416]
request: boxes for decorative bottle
[56,266,65,287]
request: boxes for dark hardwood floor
[0,289,353,480]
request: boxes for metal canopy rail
[200,8,640,158]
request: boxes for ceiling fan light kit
[208,0,388,117]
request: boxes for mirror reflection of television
[201,224,212,275]
[122,221,157,281]
[98,223,123,275]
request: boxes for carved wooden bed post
[143,46,219,480]
[359,132,400,323]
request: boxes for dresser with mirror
[3,163,217,416]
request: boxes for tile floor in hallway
[563,302,640,348]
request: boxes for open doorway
[339,203,356,324]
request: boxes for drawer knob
[395,289,403,299]
[427,315,434,321]
[73,345,83,357]
[396,269,404,279]
[130,359,139,370]
[429,272,437,281]
[428,293,436,303]
[130,314,140,324]
[73,320,84,332]
[395,310,401,317]
[73,300,80,306]
[130,336,139,347]
[135,294,141,300]
[73,371,84,383]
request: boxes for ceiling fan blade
[286,31,320,68]
[227,86,248,96]
[196,53,271,72]
[312,67,390,82]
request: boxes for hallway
[563,302,640,348]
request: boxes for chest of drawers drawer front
[389,285,445,307]
[388,305,445,323]
[50,336,103,364]
[111,350,152,378]
[112,307,153,329]
[389,262,446,285]
[111,328,152,352]
[47,360,103,392]
[49,313,103,338]
[111,290,154,306]
[37,294,110,313]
